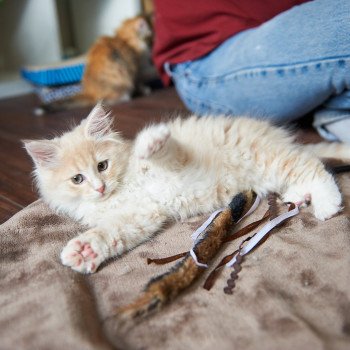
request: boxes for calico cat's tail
[118,191,256,319]
[34,93,96,115]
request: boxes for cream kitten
[24,104,349,273]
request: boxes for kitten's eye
[97,160,108,172]
[72,174,84,184]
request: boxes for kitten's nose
[96,185,105,194]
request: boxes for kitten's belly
[142,168,238,219]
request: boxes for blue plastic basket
[21,56,86,87]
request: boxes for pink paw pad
[61,237,103,274]
[67,242,99,268]
[80,244,97,258]
[295,193,312,208]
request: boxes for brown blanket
[1,174,350,350]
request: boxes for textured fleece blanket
[1,174,350,350]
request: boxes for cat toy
[206,193,291,294]
[118,190,300,318]
[117,162,350,319]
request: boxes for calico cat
[24,104,349,274]
[39,16,153,113]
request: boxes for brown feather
[118,190,256,319]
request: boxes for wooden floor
[0,88,187,223]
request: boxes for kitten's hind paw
[283,179,342,221]
[311,178,343,221]
[134,124,170,159]
[61,237,106,273]
[312,194,342,221]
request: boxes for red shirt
[153,0,309,85]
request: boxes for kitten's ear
[85,103,114,138]
[23,140,59,167]
[136,17,151,37]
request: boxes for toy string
[147,195,262,266]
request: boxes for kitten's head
[24,104,129,214]
[116,15,153,52]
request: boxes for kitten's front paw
[61,238,106,273]
[135,124,170,159]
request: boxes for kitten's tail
[33,93,96,115]
[118,191,256,320]
[302,142,350,160]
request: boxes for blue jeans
[165,0,350,139]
